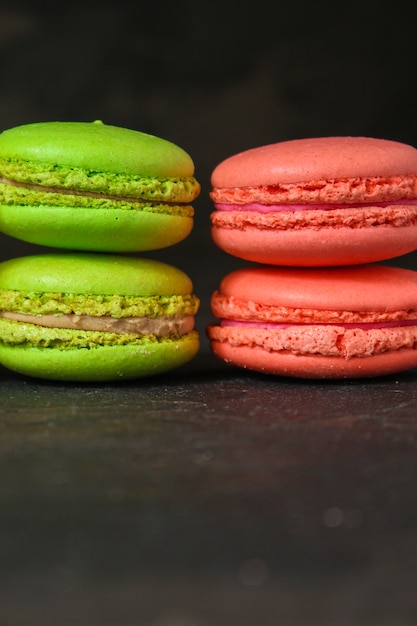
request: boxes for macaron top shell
[216,265,417,314]
[211,136,417,188]
[0,120,195,178]
[0,253,194,296]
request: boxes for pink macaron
[207,264,417,379]
[210,136,417,266]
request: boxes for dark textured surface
[2,2,417,624]
[1,352,417,625]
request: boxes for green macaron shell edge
[0,204,194,252]
[0,291,199,318]
[0,121,196,179]
[0,165,200,202]
[0,332,200,381]
[0,181,195,214]
[0,253,194,296]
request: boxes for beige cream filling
[0,311,194,335]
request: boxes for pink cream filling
[214,200,417,213]
[220,319,417,330]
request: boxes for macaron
[207,264,417,379]
[210,136,417,266]
[0,120,200,252]
[0,253,200,381]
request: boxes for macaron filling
[210,176,417,236]
[0,311,195,335]
[214,199,417,213]
[220,319,417,330]
[0,179,195,219]
[0,317,199,351]
[0,164,199,215]
[0,285,200,345]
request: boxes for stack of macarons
[0,120,200,381]
[207,136,417,378]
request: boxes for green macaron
[0,120,200,252]
[0,253,200,381]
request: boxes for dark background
[2,3,417,625]
[2,0,417,339]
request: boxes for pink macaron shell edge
[210,222,417,267]
[210,341,417,379]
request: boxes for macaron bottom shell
[0,332,199,382]
[210,341,417,379]
[0,205,193,252]
[211,223,417,266]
